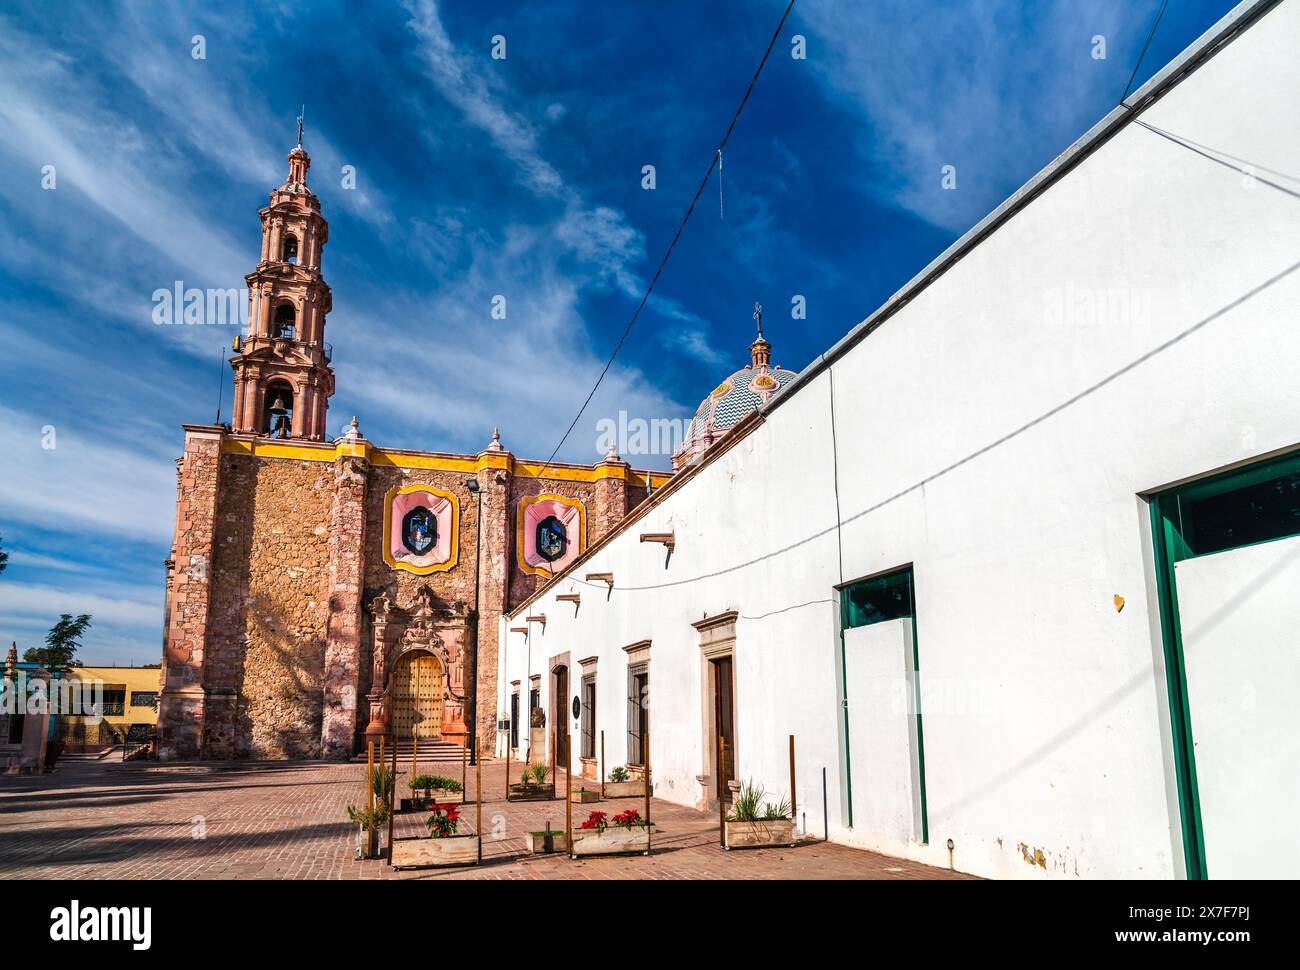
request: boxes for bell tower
[231,117,335,440]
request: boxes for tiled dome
[672,310,796,470]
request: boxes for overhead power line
[1121,0,1170,103]
[535,0,797,478]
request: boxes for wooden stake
[600,729,605,798]
[412,736,418,779]
[461,734,467,799]
[644,729,651,830]
[476,736,483,862]
[366,740,374,834]
[386,730,397,864]
[505,728,512,802]
[789,734,797,830]
[565,735,573,858]
[718,735,727,849]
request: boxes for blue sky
[0,0,1239,664]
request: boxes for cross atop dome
[750,300,771,369]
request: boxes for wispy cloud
[799,0,1152,233]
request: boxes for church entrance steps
[349,740,492,764]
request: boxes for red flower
[612,809,642,829]
[579,810,608,832]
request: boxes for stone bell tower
[230,116,335,440]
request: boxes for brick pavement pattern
[0,759,973,880]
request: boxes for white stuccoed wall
[497,0,1300,879]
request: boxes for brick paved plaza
[0,757,971,880]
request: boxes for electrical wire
[534,0,797,479]
[1121,0,1170,103]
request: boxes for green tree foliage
[23,614,91,669]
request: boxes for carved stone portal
[364,585,469,741]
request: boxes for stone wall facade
[157,425,665,761]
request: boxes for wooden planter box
[400,790,463,813]
[569,788,601,804]
[391,834,480,869]
[508,783,556,801]
[570,825,652,857]
[602,781,646,798]
[528,830,568,854]
[723,818,798,849]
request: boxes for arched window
[273,303,296,339]
[282,233,299,264]
[262,380,295,437]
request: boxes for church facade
[156,139,667,761]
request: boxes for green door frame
[836,566,929,843]
[1149,446,1300,880]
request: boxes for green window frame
[837,566,929,843]
[1150,446,1300,880]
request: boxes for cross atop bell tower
[230,115,335,440]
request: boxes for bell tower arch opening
[262,379,295,438]
[273,302,296,340]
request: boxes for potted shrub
[508,762,555,801]
[391,802,480,869]
[604,764,647,799]
[527,824,568,854]
[401,774,463,812]
[723,780,797,849]
[570,808,651,857]
[348,764,394,859]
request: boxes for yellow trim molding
[219,437,672,489]
[382,483,460,575]
[517,494,586,578]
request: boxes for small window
[130,691,158,710]
[1172,467,1300,560]
[282,233,299,264]
[842,568,914,629]
[99,689,126,717]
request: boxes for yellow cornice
[219,437,672,488]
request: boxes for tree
[0,533,7,577]
[23,614,91,670]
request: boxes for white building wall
[498,0,1300,879]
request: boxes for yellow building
[61,667,161,752]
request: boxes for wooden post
[476,738,483,862]
[505,729,512,802]
[718,735,727,850]
[461,734,467,798]
[412,736,418,779]
[789,734,797,830]
[386,731,397,864]
[643,729,651,829]
[366,741,374,817]
[600,729,605,798]
[565,735,573,858]
[551,728,556,790]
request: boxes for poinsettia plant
[425,802,461,839]
[611,809,646,829]
[578,810,608,832]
